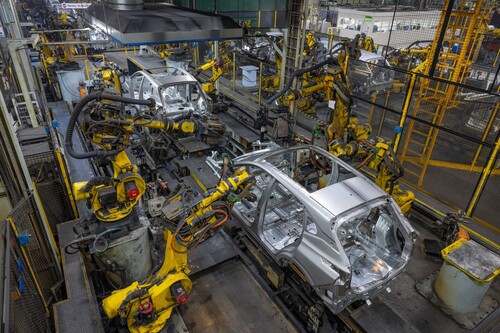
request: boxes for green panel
[214,0,259,12]
[196,0,216,11]
[240,1,259,12]
[172,0,190,7]
[214,0,231,11]
[261,0,277,11]
[276,0,287,11]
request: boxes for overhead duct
[84,1,243,45]
[106,0,144,11]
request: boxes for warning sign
[60,2,91,9]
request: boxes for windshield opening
[260,147,356,193]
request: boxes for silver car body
[231,145,417,313]
[349,50,394,94]
[128,68,211,116]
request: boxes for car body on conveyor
[231,145,417,313]
[349,50,394,94]
[127,67,212,116]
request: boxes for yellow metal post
[258,10,261,28]
[194,44,199,67]
[470,87,500,170]
[232,52,236,91]
[494,49,500,68]
[274,10,277,28]
[376,91,391,136]
[465,132,500,217]
[84,59,90,80]
[377,108,386,137]
[394,74,416,152]
[258,62,263,105]
[32,184,61,262]
[327,27,335,50]
[367,92,377,124]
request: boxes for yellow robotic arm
[328,138,414,215]
[101,167,253,333]
[66,91,223,222]
[196,53,232,94]
[73,151,147,222]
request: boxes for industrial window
[340,17,361,31]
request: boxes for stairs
[285,0,307,81]
[12,92,40,127]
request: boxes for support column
[394,73,416,152]
[214,40,219,94]
[466,130,500,217]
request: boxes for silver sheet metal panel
[84,3,243,45]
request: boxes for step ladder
[12,92,40,127]
[400,0,492,186]
[285,0,307,81]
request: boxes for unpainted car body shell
[231,145,416,313]
[349,50,394,94]
[127,68,211,116]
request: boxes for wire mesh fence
[347,56,500,232]
[3,222,51,333]
[22,139,76,237]
[333,0,500,232]
[7,195,62,306]
[473,163,500,226]
[2,220,52,333]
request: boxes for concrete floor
[179,260,298,333]
[180,217,500,333]
[375,218,497,333]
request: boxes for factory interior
[0,0,499,332]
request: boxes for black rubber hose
[265,57,335,105]
[265,42,349,106]
[65,92,155,159]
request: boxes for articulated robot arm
[195,53,232,94]
[102,167,253,333]
[65,90,254,332]
[265,39,413,214]
[66,91,216,222]
[328,138,414,215]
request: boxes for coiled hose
[65,92,155,159]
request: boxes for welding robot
[64,90,254,333]
[267,39,414,215]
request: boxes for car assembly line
[0,1,499,333]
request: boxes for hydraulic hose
[65,92,155,159]
[266,43,344,105]
[266,57,335,105]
